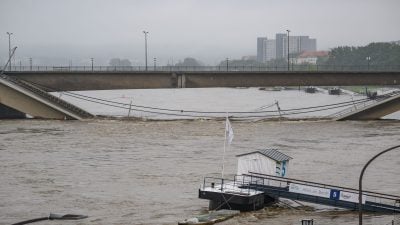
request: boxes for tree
[324,42,400,70]
[217,59,266,68]
[109,58,132,67]
[175,57,204,67]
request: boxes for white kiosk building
[236,148,292,177]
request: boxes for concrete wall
[6,71,400,91]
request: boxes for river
[0,88,399,225]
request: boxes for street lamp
[6,32,13,70]
[366,56,371,71]
[143,31,149,71]
[358,144,400,225]
[286,29,290,71]
[90,58,94,71]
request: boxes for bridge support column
[178,73,186,88]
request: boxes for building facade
[257,33,317,63]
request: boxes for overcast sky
[0,0,399,65]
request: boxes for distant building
[257,37,268,62]
[391,40,400,45]
[257,37,276,63]
[257,33,317,63]
[241,55,257,61]
[295,51,329,64]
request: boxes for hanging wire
[21,80,377,119]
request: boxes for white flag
[225,117,234,145]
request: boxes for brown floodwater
[0,119,399,225]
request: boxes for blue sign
[330,189,340,200]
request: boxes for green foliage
[109,58,132,66]
[217,59,266,67]
[175,57,204,67]
[325,42,400,67]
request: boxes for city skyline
[1,0,399,65]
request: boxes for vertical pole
[226,58,229,71]
[358,145,400,225]
[221,115,228,179]
[286,30,290,71]
[153,57,156,70]
[127,100,133,117]
[7,32,13,70]
[143,31,149,71]
[29,58,32,71]
[276,101,282,119]
[91,58,94,71]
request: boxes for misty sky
[1,0,399,66]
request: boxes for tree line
[108,42,400,67]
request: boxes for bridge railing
[4,64,400,72]
[0,74,92,118]
[329,90,400,118]
[201,176,262,195]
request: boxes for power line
[22,80,378,119]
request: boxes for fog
[0,0,399,66]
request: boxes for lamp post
[153,57,156,70]
[286,29,290,71]
[358,144,400,225]
[29,58,32,71]
[90,58,94,71]
[6,32,13,70]
[143,31,149,71]
[366,56,371,71]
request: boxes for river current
[1,89,399,225]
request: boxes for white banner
[289,183,367,204]
[289,183,330,198]
[340,191,366,204]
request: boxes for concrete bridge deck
[6,71,400,91]
[332,91,400,120]
[0,74,93,120]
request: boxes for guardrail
[330,91,400,118]
[3,65,400,72]
[246,173,400,207]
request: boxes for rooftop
[236,148,292,162]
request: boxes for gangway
[199,173,400,213]
[331,90,400,120]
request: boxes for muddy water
[0,119,399,225]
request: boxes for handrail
[0,74,92,118]
[330,91,400,118]
[3,65,400,72]
[247,172,400,201]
